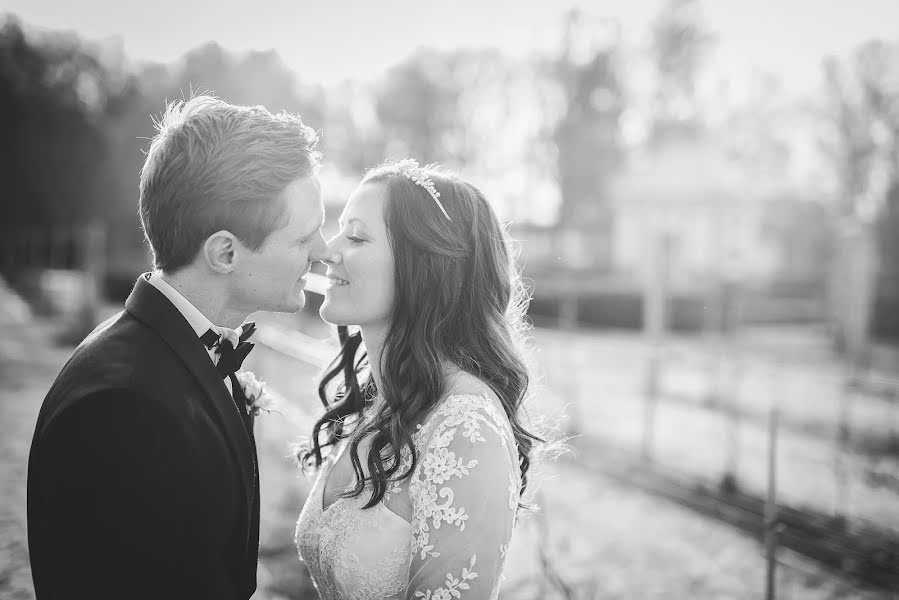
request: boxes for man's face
[231,175,326,314]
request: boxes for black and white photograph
[1,0,899,598]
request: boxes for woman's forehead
[341,183,388,224]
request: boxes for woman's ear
[203,230,238,274]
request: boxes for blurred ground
[534,326,899,534]
[1,297,895,599]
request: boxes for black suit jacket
[27,274,260,599]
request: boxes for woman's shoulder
[415,373,515,448]
[441,371,503,414]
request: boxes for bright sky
[3,0,898,91]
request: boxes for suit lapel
[124,274,256,513]
[229,375,254,433]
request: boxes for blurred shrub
[103,269,140,303]
[528,291,705,331]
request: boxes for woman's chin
[318,302,347,326]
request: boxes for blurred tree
[373,49,463,165]
[821,41,899,345]
[174,42,325,125]
[719,73,794,178]
[448,49,560,222]
[649,0,714,141]
[821,56,879,219]
[761,195,835,287]
[547,9,625,269]
[367,48,546,189]
[0,17,120,229]
[319,80,384,174]
[855,41,899,179]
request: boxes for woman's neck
[360,323,464,402]
[359,324,388,395]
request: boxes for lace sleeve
[406,395,520,600]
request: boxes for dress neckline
[320,441,351,512]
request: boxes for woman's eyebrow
[338,217,365,229]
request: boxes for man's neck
[160,268,247,329]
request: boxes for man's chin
[289,291,306,313]
[264,292,305,315]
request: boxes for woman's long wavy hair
[299,161,542,510]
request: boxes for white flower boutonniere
[234,370,275,416]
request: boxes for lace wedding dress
[295,393,520,600]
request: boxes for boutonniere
[234,370,275,416]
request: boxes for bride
[295,160,542,599]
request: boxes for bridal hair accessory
[394,159,452,221]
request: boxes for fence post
[764,402,780,600]
[833,222,876,526]
[834,374,851,526]
[722,353,742,492]
[720,279,743,492]
[642,233,670,464]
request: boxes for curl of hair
[299,162,543,512]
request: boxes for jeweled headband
[393,159,452,221]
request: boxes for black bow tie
[202,322,256,380]
[200,328,221,349]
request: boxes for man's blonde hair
[139,94,321,272]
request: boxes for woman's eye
[347,235,365,244]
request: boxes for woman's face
[320,182,395,328]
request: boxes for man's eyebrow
[299,215,326,240]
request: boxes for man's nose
[308,233,328,261]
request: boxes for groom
[27,95,326,599]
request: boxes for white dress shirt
[147,272,221,365]
[147,273,238,396]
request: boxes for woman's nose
[309,233,332,263]
[323,236,342,264]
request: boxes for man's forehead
[282,178,323,229]
[284,174,319,195]
[293,200,324,234]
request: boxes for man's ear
[203,231,238,274]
